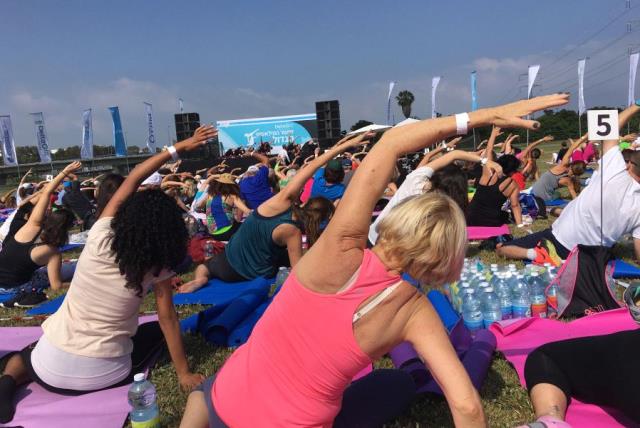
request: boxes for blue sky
[0,0,637,149]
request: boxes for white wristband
[455,113,470,135]
[167,145,179,161]
[480,157,488,166]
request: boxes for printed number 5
[596,114,611,137]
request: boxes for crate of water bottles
[443,259,558,334]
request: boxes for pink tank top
[211,249,401,427]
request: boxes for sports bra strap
[352,280,403,323]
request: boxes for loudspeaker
[174,112,201,142]
[315,100,341,148]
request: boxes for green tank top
[225,209,299,279]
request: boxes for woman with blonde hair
[180,94,569,428]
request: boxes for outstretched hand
[446,137,462,148]
[334,131,376,150]
[491,93,570,129]
[62,161,82,175]
[178,125,218,152]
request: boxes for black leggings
[524,329,640,424]
[204,249,247,283]
[200,369,416,428]
[20,321,165,396]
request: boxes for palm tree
[396,90,415,119]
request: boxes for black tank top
[0,231,41,288]
[467,177,511,227]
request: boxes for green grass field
[1,140,632,427]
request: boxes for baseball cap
[326,159,342,171]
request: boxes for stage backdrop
[216,113,317,149]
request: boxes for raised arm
[249,150,270,166]
[427,150,502,177]
[18,168,33,188]
[552,137,585,173]
[317,94,570,252]
[520,135,552,159]
[100,125,217,218]
[258,133,374,216]
[604,102,640,155]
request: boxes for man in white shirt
[497,102,640,264]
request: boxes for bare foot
[177,278,207,293]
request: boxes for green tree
[396,90,415,119]
[350,120,373,131]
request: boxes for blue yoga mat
[545,199,569,207]
[201,287,270,346]
[0,292,16,304]
[427,290,459,332]
[173,277,271,306]
[26,294,66,315]
[227,300,270,346]
[612,259,640,279]
[59,243,84,252]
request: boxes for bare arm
[509,188,523,225]
[154,278,204,391]
[479,126,501,185]
[46,253,63,291]
[298,94,570,290]
[100,125,217,218]
[249,150,270,166]
[604,103,640,155]
[229,195,252,216]
[18,168,33,187]
[258,133,374,216]
[427,150,502,177]
[520,135,552,159]
[404,296,486,426]
[634,238,640,263]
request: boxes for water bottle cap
[531,272,539,277]
[134,373,145,382]
[485,287,494,292]
[279,266,287,271]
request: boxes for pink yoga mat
[489,309,638,427]
[467,225,510,240]
[0,315,158,428]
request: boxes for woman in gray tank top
[530,137,587,200]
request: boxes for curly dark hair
[111,189,189,296]
[497,154,521,176]
[40,208,75,247]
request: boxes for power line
[544,3,632,72]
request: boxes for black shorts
[204,249,247,283]
[5,322,165,396]
[502,228,571,259]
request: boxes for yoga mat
[25,294,66,316]
[427,290,459,331]
[227,300,270,346]
[611,259,640,278]
[173,277,270,306]
[0,292,16,304]
[489,308,638,427]
[467,225,510,240]
[545,198,569,207]
[59,243,84,252]
[201,287,269,346]
[0,316,158,428]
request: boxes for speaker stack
[315,100,341,148]
[174,112,220,159]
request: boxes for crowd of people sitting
[1,93,640,427]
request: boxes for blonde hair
[376,192,467,286]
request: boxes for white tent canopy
[347,123,391,135]
[394,118,419,127]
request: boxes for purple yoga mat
[0,315,158,428]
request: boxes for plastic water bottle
[529,272,548,318]
[495,274,513,320]
[547,283,558,318]
[275,267,290,289]
[128,373,160,428]
[456,282,473,313]
[462,289,483,334]
[481,287,502,328]
[512,276,532,319]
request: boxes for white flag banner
[578,59,587,115]
[0,115,18,166]
[81,109,93,159]
[30,112,52,163]
[144,102,156,153]
[178,98,184,112]
[386,81,396,124]
[431,76,441,119]
[527,64,540,99]
[629,52,640,107]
